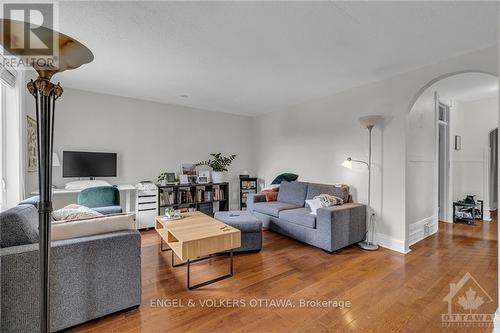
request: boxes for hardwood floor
[69,217,497,333]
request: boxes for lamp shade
[359,115,383,129]
[342,158,352,169]
[52,153,61,167]
[0,19,94,79]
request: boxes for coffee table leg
[172,251,187,267]
[160,238,171,252]
[187,259,191,289]
[230,249,234,275]
[187,249,234,290]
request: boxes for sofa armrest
[316,203,366,252]
[51,213,134,241]
[246,193,266,212]
[0,230,141,333]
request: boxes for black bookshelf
[157,182,229,217]
[239,177,258,210]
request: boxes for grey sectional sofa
[0,204,141,333]
[247,181,366,252]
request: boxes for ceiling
[53,1,499,116]
[434,73,498,104]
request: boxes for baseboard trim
[408,215,438,246]
[483,207,492,221]
[373,233,408,254]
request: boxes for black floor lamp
[0,19,93,332]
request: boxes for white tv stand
[31,184,136,213]
[64,180,112,190]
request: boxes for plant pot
[211,171,224,183]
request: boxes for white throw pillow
[52,204,103,221]
[305,198,323,215]
[51,214,135,240]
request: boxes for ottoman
[214,211,263,252]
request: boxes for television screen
[63,151,117,178]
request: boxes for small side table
[453,200,483,225]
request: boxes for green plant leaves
[196,153,237,172]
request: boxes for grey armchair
[0,204,141,332]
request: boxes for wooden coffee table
[155,211,241,289]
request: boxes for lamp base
[358,241,379,251]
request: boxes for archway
[406,71,498,250]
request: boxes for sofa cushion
[306,183,350,203]
[279,208,316,229]
[253,201,299,217]
[51,214,135,241]
[277,181,308,207]
[0,204,39,248]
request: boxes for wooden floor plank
[69,216,498,333]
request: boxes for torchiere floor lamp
[0,19,93,332]
[342,115,383,251]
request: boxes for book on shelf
[160,190,176,206]
[195,189,204,203]
[160,189,193,206]
[241,180,257,189]
[213,188,225,201]
[177,189,193,204]
[242,189,256,195]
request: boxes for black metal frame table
[160,238,235,289]
[155,213,240,289]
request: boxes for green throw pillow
[271,173,299,185]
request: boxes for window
[0,60,20,211]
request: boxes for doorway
[406,72,498,248]
[437,101,450,222]
[489,128,498,211]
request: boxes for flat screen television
[63,151,117,178]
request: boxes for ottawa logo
[442,272,493,327]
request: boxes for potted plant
[197,153,237,183]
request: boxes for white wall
[407,88,437,232]
[24,88,255,210]
[451,96,498,208]
[253,45,498,253]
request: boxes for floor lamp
[0,19,93,332]
[342,115,383,251]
